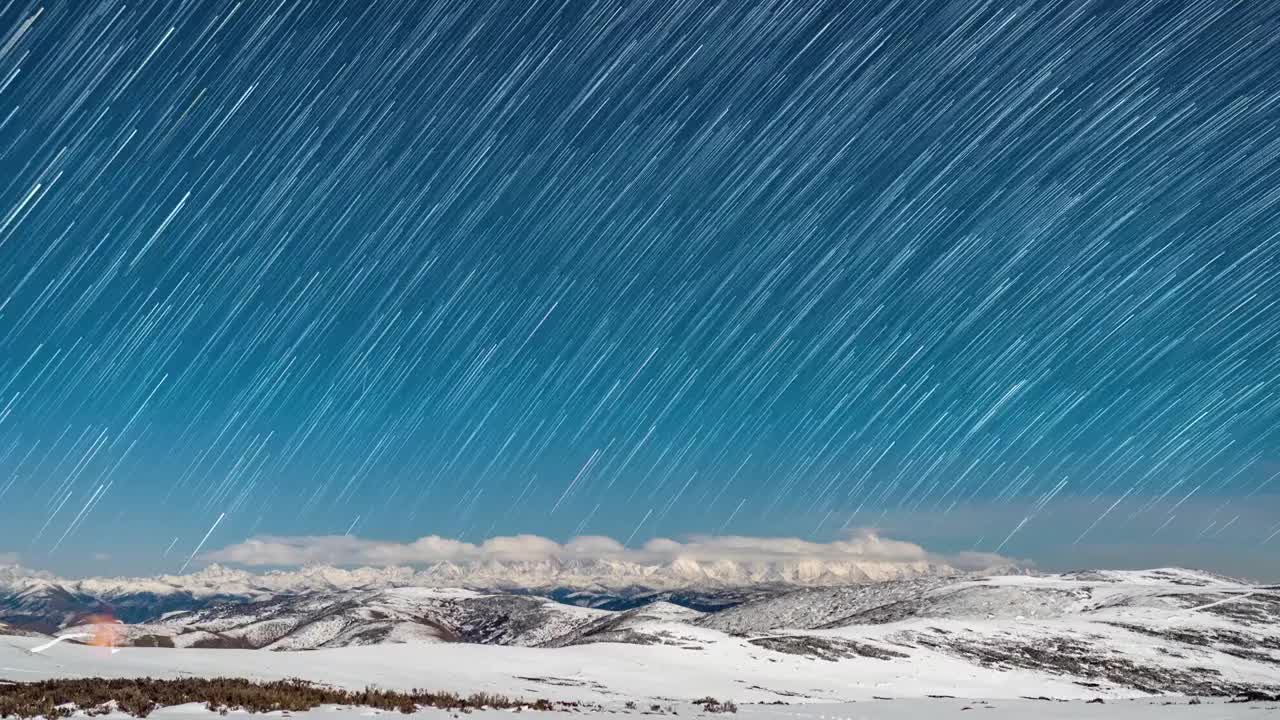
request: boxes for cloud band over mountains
[202,531,1013,573]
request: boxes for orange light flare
[78,614,122,651]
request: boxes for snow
[2,569,1276,719]
[0,628,1099,703]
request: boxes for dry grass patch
[0,677,555,719]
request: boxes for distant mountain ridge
[0,556,982,635]
[1,553,972,597]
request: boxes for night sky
[1,0,1278,577]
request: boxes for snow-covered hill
[62,587,608,650]
[696,576,958,634]
[0,579,116,634]
[708,568,1280,698]
[540,600,709,648]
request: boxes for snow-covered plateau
[1,567,1278,719]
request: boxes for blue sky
[0,0,1277,579]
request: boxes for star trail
[1,0,1278,574]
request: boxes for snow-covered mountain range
[1,567,1277,703]
[0,556,977,632]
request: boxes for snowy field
[1,634,1277,719]
[0,633,1097,703]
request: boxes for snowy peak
[0,564,54,590]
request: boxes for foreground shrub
[692,697,737,713]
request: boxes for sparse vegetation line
[0,677,555,719]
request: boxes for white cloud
[203,530,1012,572]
